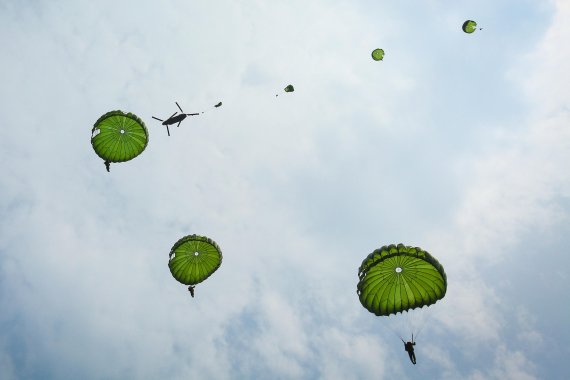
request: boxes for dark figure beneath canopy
[404,341,416,365]
[188,285,195,298]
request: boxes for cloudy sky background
[1,0,569,379]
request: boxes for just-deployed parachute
[462,20,478,34]
[276,84,294,97]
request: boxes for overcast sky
[1,0,569,379]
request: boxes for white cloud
[469,346,538,380]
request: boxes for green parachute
[462,20,478,34]
[371,48,385,61]
[168,234,222,297]
[91,110,148,172]
[357,244,446,316]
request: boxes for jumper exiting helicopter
[152,102,200,136]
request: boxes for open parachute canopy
[357,244,446,317]
[91,110,148,171]
[371,48,385,61]
[462,20,478,33]
[168,234,222,286]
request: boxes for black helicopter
[152,102,199,136]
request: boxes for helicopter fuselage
[163,114,187,125]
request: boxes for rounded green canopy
[357,244,446,317]
[284,84,295,93]
[371,48,385,61]
[168,235,222,286]
[91,110,148,167]
[462,20,478,33]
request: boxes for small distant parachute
[214,102,222,108]
[277,84,295,97]
[357,244,446,317]
[371,48,385,61]
[91,110,148,172]
[168,234,222,297]
[462,20,479,33]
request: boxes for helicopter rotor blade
[175,102,184,113]
[152,116,164,122]
[176,121,181,128]
[186,113,200,116]
[166,125,170,136]
[168,112,178,120]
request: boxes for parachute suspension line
[411,305,438,341]
[412,317,429,341]
[385,322,405,343]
